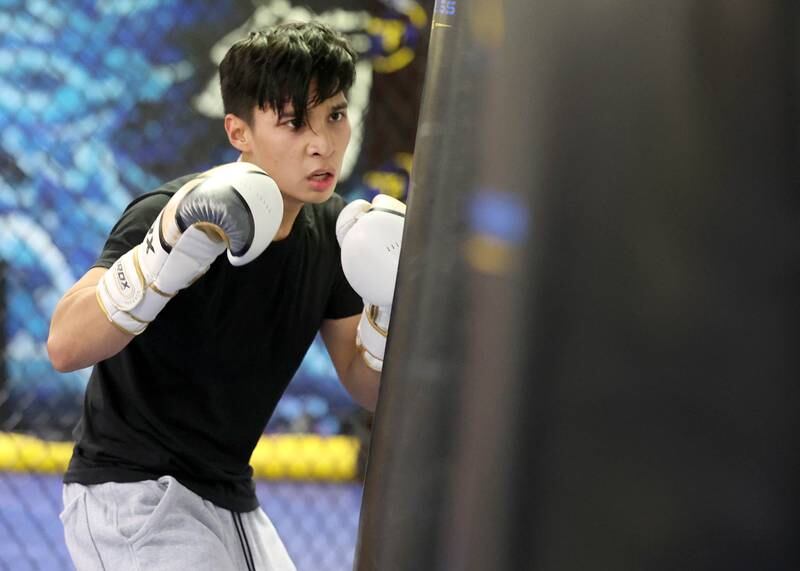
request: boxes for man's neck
[274,198,303,241]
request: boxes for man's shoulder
[122,173,200,218]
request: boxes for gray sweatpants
[61,476,296,571]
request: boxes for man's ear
[224,114,251,153]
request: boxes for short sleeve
[92,192,171,269]
[324,261,364,319]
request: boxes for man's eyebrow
[279,100,347,119]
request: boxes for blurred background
[0,0,432,569]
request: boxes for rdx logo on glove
[115,262,131,291]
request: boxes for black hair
[219,21,357,127]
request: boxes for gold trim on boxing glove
[148,283,173,298]
[365,305,388,337]
[131,246,147,290]
[97,278,150,327]
[193,221,228,246]
[95,285,145,336]
[121,308,149,325]
[133,245,173,299]
[97,273,150,328]
[356,338,384,373]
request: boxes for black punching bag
[356,1,800,570]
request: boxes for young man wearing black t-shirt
[47,22,404,570]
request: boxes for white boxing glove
[97,161,283,335]
[337,194,406,371]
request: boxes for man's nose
[308,125,334,157]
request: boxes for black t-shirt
[63,173,363,512]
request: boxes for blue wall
[0,0,427,437]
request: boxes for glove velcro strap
[357,305,389,362]
[96,217,225,335]
[356,331,384,372]
[152,225,226,294]
[128,287,171,323]
[98,248,146,311]
[96,274,147,336]
[97,248,167,335]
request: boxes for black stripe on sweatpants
[233,512,256,571]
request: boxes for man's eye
[283,118,304,129]
[330,111,347,122]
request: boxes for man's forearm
[342,353,381,412]
[48,271,134,372]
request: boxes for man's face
[243,91,351,207]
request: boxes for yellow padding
[250,434,359,482]
[0,432,360,482]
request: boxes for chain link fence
[0,1,429,568]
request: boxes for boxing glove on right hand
[97,161,283,335]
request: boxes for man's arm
[48,162,283,373]
[328,193,406,411]
[47,267,135,372]
[320,314,381,412]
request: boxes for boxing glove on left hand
[97,161,283,335]
[337,194,406,371]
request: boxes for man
[47,22,403,570]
